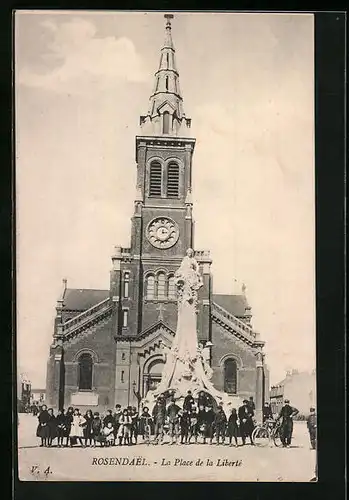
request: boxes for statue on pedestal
[142,248,241,415]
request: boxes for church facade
[46,16,269,422]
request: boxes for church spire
[139,14,192,137]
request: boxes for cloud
[18,17,149,93]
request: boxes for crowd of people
[33,391,316,449]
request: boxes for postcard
[15,10,317,482]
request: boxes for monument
[142,248,239,414]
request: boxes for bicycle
[252,419,283,447]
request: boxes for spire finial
[164,13,174,28]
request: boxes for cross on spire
[164,13,174,25]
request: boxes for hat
[284,399,290,404]
[310,407,315,412]
[243,399,248,404]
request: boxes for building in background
[45,15,269,421]
[17,373,31,412]
[30,388,46,405]
[270,369,316,416]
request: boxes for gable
[157,100,176,114]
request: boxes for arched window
[163,111,170,134]
[78,353,93,390]
[167,162,180,197]
[149,161,162,197]
[157,273,166,299]
[165,76,169,91]
[122,309,128,328]
[146,275,155,299]
[168,275,176,300]
[123,272,130,298]
[224,358,237,394]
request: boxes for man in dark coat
[179,409,190,444]
[262,402,273,423]
[113,404,122,439]
[183,390,195,412]
[307,407,317,450]
[197,391,209,409]
[248,397,255,412]
[205,405,215,444]
[238,400,255,445]
[277,399,299,447]
[152,396,166,444]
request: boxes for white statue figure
[174,248,203,307]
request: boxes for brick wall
[46,316,116,411]
[210,321,257,400]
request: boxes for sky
[15,11,315,387]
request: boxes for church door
[143,358,165,396]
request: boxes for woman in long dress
[83,409,94,447]
[69,408,86,447]
[36,404,50,447]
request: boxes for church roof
[212,294,248,317]
[62,288,109,311]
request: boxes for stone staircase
[211,301,259,348]
[56,297,113,341]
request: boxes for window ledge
[144,299,176,303]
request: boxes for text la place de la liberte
[91,457,243,467]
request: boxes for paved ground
[17,413,317,482]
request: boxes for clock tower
[110,14,210,344]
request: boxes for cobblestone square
[18,414,317,482]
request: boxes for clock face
[146,217,180,249]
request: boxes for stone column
[53,339,65,410]
[110,247,122,334]
[255,351,264,424]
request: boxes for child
[69,408,86,447]
[139,407,153,444]
[56,409,67,448]
[103,422,115,446]
[47,408,57,447]
[166,398,181,445]
[117,408,133,446]
[91,412,102,447]
[214,404,227,445]
[227,408,239,446]
[188,407,198,444]
[103,409,115,427]
[197,405,207,444]
[179,409,190,444]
